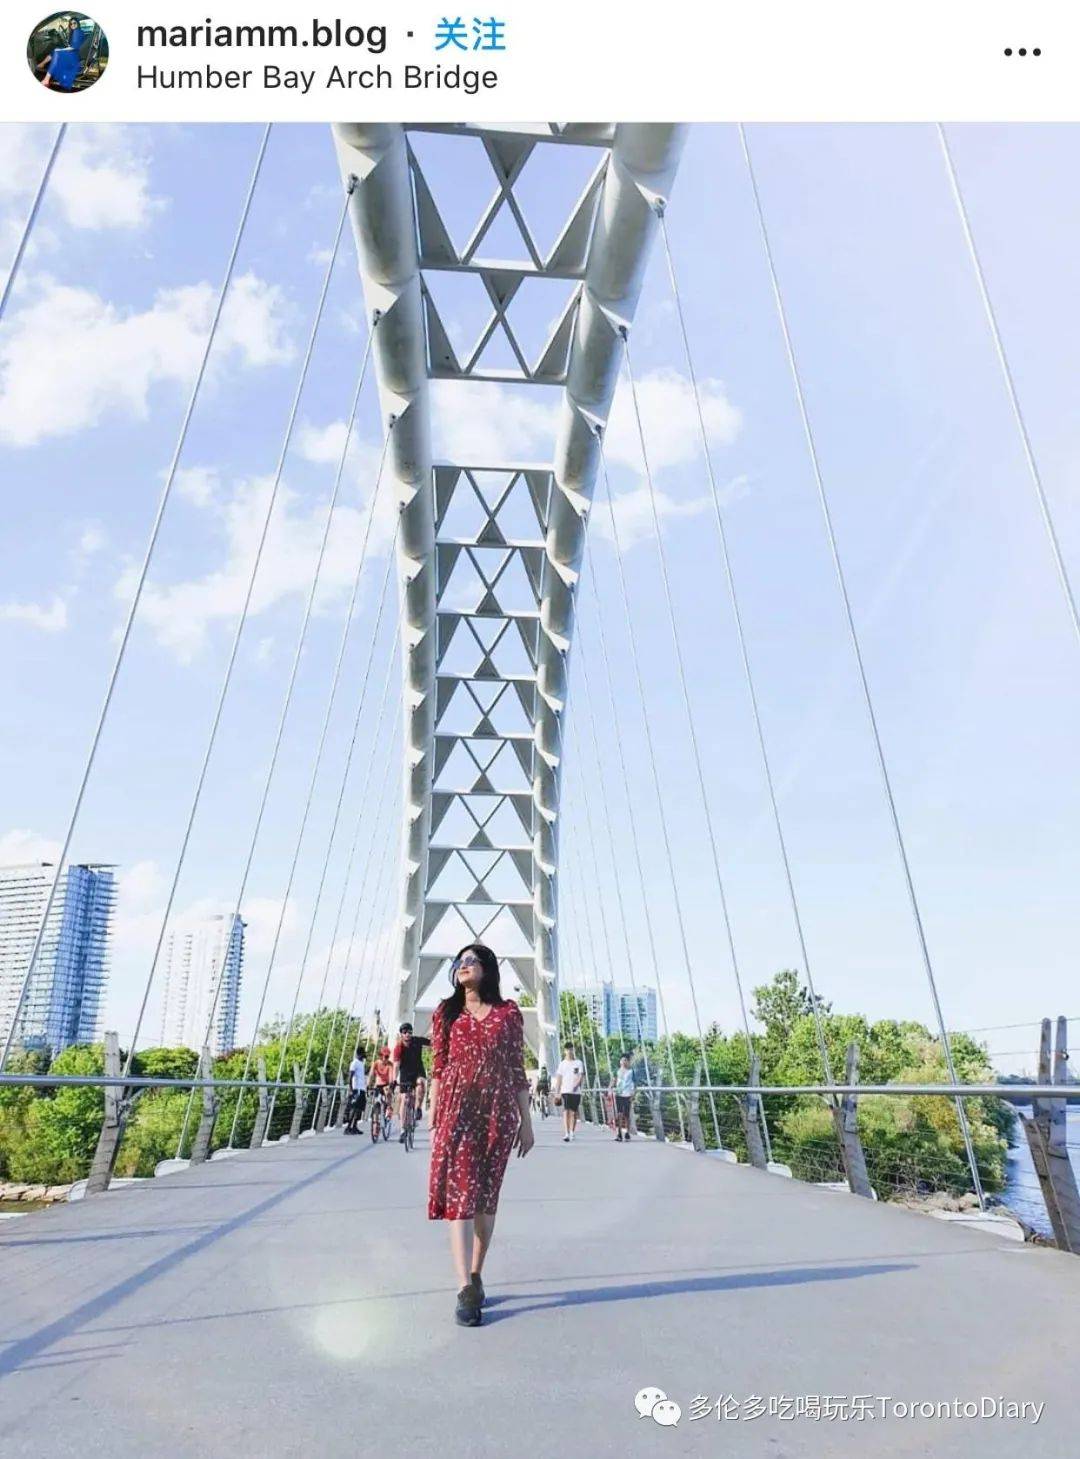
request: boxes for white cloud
[77,523,107,557]
[119,466,396,661]
[0,123,160,235]
[0,596,67,631]
[604,367,742,471]
[297,419,350,465]
[427,367,740,472]
[431,380,559,464]
[590,484,712,551]
[0,828,62,865]
[0,272,293,448]
[590,472,751,551]
[174,466,218,508]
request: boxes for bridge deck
[2,1121,1078,1457]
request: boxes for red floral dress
[428,999,529,1220]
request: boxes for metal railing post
[831,1042,874,1198]
[288,1061,305,1140]
[738,1053,769,1170]
[188,1047,218,1165]
[249,1055,270,1149]
[313,1081,330,1133]
[85,1031,125,1195]
[1021,1017,1080,1254]
[325,1080,344,1129]
[687,1059,706,1151]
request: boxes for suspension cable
[936,124,1080,648]
[312,688,402,1116]
[566,677,653,1087]
[323,754,403,1124]
[576,559,687,1138]
[120,182,355,1074]
[263,526,401,1133]
[225,426,397,1146]
[560,822,612,1103]
[0,123,66,320]
[593,439,725,1144]
[174,307,379,1155]
[655,207,836,1099]
[558,850,610,1121]
[739,122,984,1204]
[619,332,765,1109]
[0,125,273,1072]
[295,627,402,1095]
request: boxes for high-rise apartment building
[583,983,658,1043]
[158,912,245,1055]
[0,862,115,1056]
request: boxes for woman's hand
[514,1118,534,1158]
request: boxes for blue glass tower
[0,863,115,1056]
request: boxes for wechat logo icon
[634,1387,682,1426]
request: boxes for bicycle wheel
[370,1106,380,1143]
[382,1111,393,1141]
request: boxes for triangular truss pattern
[409,132,607,384]
[403,125,617,1022]
[336,121,682,1066]
[424,467,547,986]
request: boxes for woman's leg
[472,1211,496,1275]
[448,1219,474,1289]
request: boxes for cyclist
[535,1064,551,1118]
[393,1022,431,1142]
[369,1046,395,1138]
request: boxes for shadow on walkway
[0,1144,368,1379]
[481,1262,914,1322]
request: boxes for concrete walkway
[1,1120,1078,1457]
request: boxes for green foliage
[0,1008,376,1184]
[0,1043,105,1183]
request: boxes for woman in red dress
[428,943,534,1326]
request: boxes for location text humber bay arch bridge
[3,122,1080,1254]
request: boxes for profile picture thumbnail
[27,12,108,92]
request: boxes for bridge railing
[0,1060,355,1198]
[566,1071,1077,1257]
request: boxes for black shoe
[471,1271,485,1306]
[455,1284,482,1327]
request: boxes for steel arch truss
[334,122,684,1069]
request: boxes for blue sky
[2,122,1078,1075]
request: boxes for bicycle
[400,1085,417,1152]
[370,1086,393,1144]
[537,1089,550,1119]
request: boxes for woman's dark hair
[439,943,504,1027]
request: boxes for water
[1000,1107,1080,1237]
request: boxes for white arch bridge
[1,122,1080,1456]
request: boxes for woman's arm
[514,1085,533,1156]
[428,1075,440,1126]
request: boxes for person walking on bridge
[611,1053,635,1142]
[554,1043,585,1142]
[428,943,533,1327]
[345,1043,367,1133]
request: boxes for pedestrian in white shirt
[553,1043,585,1143]
[345,1045,367,1133]
[611,1053,636,1142]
